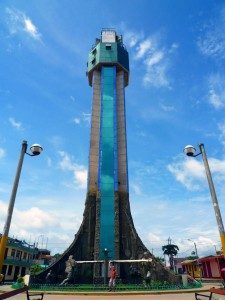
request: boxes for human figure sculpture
[45,270,52,284]
[140,251,154,287]
[60,255,76,285]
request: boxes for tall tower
[34,30,174,283]
[87,29,129,260]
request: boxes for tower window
[91,58,96,65]
[92,48,97,55]
[106,44,111,50]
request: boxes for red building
[198,255,225,279]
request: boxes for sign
[102,30,116,43]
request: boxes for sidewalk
[0,283,221,296]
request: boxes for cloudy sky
[1,0,225,259]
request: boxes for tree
[162,238,179,270]
[30,264,44,276]
[186,255,198,260]
[155,256,165,264]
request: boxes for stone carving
[59,255,76,285]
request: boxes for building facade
[198,255,225,279]
[181,259,201,278]
[1,236,35,281]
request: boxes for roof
[174,258,187,263]
[198,255,224,262]
[181,259,198,265]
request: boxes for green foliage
[53,253,61,259]
[186,255,198,260]
[162,244,179,256]
[162,243,179,269]
[30,264,44,275]
[155,256,165,264]
[16,276,24,283]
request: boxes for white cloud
[0,200,83,253]
[49,135,64,148]
[135,39,152,59]
[133,35,172,88]
[168,156,225,190]
[208,74,225,109]
[131,183,142,195]
[24,18,39,39]
[16,207,58,229]
[160,104,175,112]
[58,151,87,189]
[218,122,225,148]
[9,117,23,130]
[145,50,164,66]
[120,25,143,48]
[143,62,170,88]
[0,148,6,159]
[71,113,90,126]
[5,7,41,41]
[0,201,58,230]
[82,112,91,124]
[73,118,80,125]
[120,26,176,89]
[197,7,225,59]
[46,157,52,167]
[169,43,179,53]
[123,31,140,48]
[168,158,204,190]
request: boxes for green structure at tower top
[87,29,129,87]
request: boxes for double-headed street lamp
[184,143,225,257]
[0,140,43,274]
[187,239,198,257]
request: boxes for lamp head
[30,144,43,156]
[183,145,196,157]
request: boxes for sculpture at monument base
[32,192,179,284]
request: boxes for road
[40,292,203,299]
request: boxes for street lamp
[34,234,45,249]
[188,239,198,257]
[0,140,43,274]
[184,143,225,257]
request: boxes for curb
[1,285,217,296]
[29,287,211,296]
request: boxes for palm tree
[162,238,179,270]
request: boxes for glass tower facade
[99,66,117,258]
[87,30,129,260]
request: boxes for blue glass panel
[98,66,117,259]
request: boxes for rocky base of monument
[32,192,179,285]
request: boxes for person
[45,270,52,284]
[145,270,151,287]
[221,268,225,288]
[108,262,117,291]
[0,273,4,285]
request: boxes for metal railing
[0,286,28,300]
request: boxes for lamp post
[0,140,43,274]
[184,143,225,257]
[102,248,109,285]
[34,234,45,249]
[188,239,198,257]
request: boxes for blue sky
[1,0,225,258]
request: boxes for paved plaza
[37,293,202,299]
